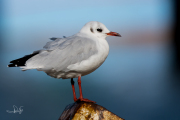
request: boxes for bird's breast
[67,39,109,76]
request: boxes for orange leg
[76,76,95,103]
[71,78,77,102]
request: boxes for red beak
[106,32,121,37]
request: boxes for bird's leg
[78,76,83,100]
[71,78,77,102]
[77,76,95,103]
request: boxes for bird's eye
[97,28,102,32]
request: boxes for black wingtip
[50,37,59,40]
[50,36,66,40]
[8,52,39,68]
[7,64,18,67]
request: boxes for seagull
[8,21,121,102]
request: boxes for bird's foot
[76,98,96,103]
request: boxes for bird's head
[79,21,121,39]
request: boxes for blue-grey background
[1,0,180,120]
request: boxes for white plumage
[9,21,121,79]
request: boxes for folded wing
[19,35,98,72]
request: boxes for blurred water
[1,0,179,120]
[1,44,180,120]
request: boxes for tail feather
[8,51,39,67]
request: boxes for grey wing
[49,37,61,41]
[43,38,66,50]
[49,36,66,40]
[22,36,98,72]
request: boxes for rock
[59,101,124,120]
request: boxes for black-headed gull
[8,21,121,102]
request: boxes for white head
[79,21,121,39]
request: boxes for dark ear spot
[90,28,94,33]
